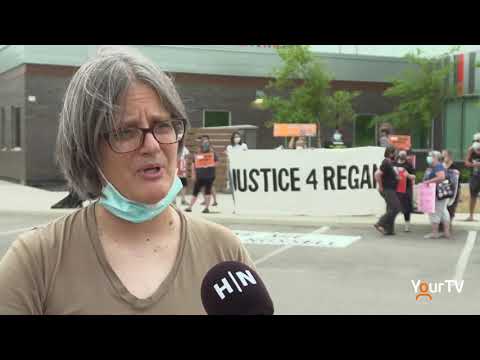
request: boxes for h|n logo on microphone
[214,270,257,300]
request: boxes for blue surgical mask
[98,170,183,223]
[426,156,433,166]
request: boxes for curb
[0,209,479,230]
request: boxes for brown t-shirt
[0,204,254,315]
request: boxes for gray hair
[429,150,443,163]
[397,150,407,160]
[56,45,190,200]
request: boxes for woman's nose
[140,131,161,153]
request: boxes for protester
[423,151,451,239]
[0,46,254,314]
[226,131,248,154]
[176,145,190,205]
[464,134,480,221]
[329,128,346,149]
[442,149,461,228]
[393,150,416,232]
[374,145,402,235]
[288,136,308,149]
[185,135,220,214]
[378,128,390,147]
[197,135,218,207]
[225,131,248,193]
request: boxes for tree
[372,47,459,141]
[323,90,360,130]
[260,45,332,147]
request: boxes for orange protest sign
[273,123,317,137]
[194,153,215,168]
[388,135,411,150]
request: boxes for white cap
[473,133,480,142]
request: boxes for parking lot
[1,211,478,314]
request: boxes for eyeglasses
[104,118,185,153]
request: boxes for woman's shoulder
[12,207,90,257]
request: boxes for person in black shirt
[464,139,480,221]
[393,150,416,232]
[374,146,402,235]
[185,136,219,214]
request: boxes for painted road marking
[248,226,330,265]
[454,231,477,282]
[254,245,295,266]
[235,225,361,248]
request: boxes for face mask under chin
[97,169,183,223]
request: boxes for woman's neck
[96,203,176,243]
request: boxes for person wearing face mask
[0,46,255,314]
[378,128,390,148]
[423,151,451,239]
[330,128,346,149]
[185,135,220,214]
[226,131,248,154]
[374,145,402,235]
[393,150,416,232]
[464,133,480,221]
[225,131,248,195]
[288,136,307,150]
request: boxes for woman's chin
[138,190,169,204]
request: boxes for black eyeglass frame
[103,118,186,154]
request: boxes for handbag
[436,175,455,200]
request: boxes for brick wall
[0,64,401,187]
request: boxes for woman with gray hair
[423,150,451,239]
[0,46,255,314]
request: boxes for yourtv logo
[411,280,464,302]
[214,270,257,300]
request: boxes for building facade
[0,45,416,187]
[443,51,480,161]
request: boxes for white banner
[229,147,386,216]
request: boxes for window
[11,106,21,150]
[0,107,6,150]
[203,110,231,128]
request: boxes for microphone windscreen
[201,261,274,315]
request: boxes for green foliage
[415,170,425,184]
[323,90,361,128]
[460,167,471,183]
[260,45,360,144]
[262,45,332,127]
[371,46,460,132]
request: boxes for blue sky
[310,45,480,57]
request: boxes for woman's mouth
[139,166,165,180]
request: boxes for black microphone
[201,261,274,315]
